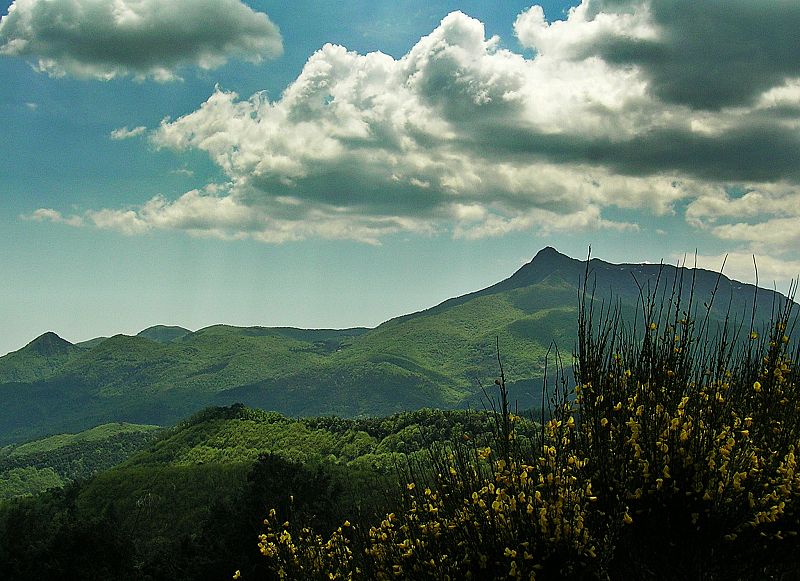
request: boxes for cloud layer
[0,0,282,80]
[29,1,800,277]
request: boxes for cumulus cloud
[0,0,282,81]
[686,183,800,228]
[110,125,146,140]
[33,2,800,261]
[515,0,800,110]
[681,252,800,294]
[24,208,84,227]
[29,187,433,244]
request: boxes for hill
[136,325,192,343]
[0,405,521,580]
[0,422,161,500]
[0,247,792,444]
[0,332,83,384]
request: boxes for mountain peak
[137,325,191,344]
[533,246,561,259]
[529,246,574,268]
[25,332,74,357]
[499,247,580,291]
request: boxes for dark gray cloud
[461,119,800,183]
[583,0,800,109]
[0,0,282,80]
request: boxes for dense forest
[0,423,161,499]
[0,406,536,579]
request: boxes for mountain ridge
[10,247,791,352]
[386,246,788,328]
[0,247,794,444]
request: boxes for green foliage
[0,405,516,580]
[256,270,800,580]
[1,250,797,579]
[0,467,63,499]
[5,422,160,456]
[0,423,161,499]
[136,325,192,343]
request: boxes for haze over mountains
[0,247,793,445]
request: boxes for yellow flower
[233,571,241,580]
[753,381,762,393]
[750,331,759,340]
[623,512,633,525]
[648,322,657,331]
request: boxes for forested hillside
[0,405,533,580]
[0,423,161,500]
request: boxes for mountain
[0,248,793,445]
[0,422,161,500]
[136,325,192,343]
[0,332,83,384]
[400,246,778,322]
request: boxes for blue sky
[2,0,799,355]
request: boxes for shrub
[250,265,800,580]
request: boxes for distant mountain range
[0,247,792,444]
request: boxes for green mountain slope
[0,405,522,580]
[0,247,792,444]
[0,332,83,383]
[0,422,161,500]
[136,325,192,343]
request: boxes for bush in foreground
[251,268,800,580]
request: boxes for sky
[2,0,800,355]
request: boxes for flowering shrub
[249,270,800,580]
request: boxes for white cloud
[513,2,659,59]
[34,3,800,253]
[0,0,282,81]
[86,208,150,235]
[681,251,800,294]
[140,11,692,243]
[686,183,800,228]
[110,125,146,140]
[711,218,800,255]
[452,205,638,240]
[24,208,84,227]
